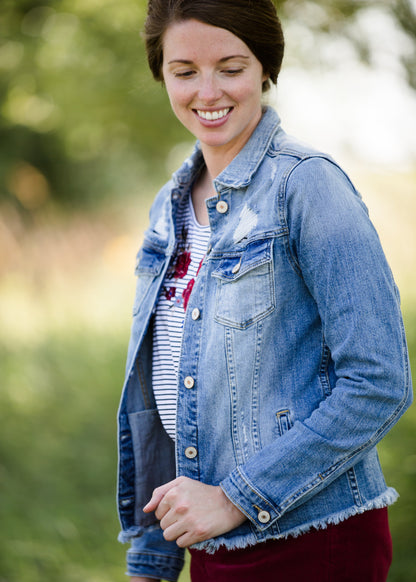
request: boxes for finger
[142,485,170,513]
[158,496,187,530]
[143,479,180,513]
[174,530,197,548]
[155,494,173,521]
[174,522,212,548]
[161,518,188,542]
[142,491,163,513]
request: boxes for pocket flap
[212,239,272,282]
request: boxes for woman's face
[162,19,268,162]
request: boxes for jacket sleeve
[220,156,412,528]
[125,525,185,581]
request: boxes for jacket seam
[319,340,332,398]
[278,154,355,275]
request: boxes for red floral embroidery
[196,257,204,276]
[182,278,195,311]
[164,286,176,301]
[182,258,205,311]
[173,251,191,279]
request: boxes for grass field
[0,168,415,581]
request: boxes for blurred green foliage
[0,330,127,581]
[1,0,415,211]
[0,0,188,211]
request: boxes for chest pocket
[212,239,275,329]
[133,247,166,316]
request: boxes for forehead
[162,19,253,63]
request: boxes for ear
[261,72,271,92]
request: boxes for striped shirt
[152,192,210,440]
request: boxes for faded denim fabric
[117,106,412,580]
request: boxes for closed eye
[223,69,244,75]
[174,70,195,78]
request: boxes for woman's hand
[143,476,246,548]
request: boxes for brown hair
[144,0,285,91]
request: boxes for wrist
[218,486,246,527]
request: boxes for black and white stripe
[152,193,210,440]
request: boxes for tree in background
[0,0,415,212]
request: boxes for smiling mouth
[195,108,232,121]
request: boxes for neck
[196,164,216,197]
[200,144,236,183]
[199,129,257,182]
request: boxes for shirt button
[258,510,271,524]
[191,308,200,321]
[207,244,212,254]
[184,376,195,389]
[185,446,198,459]
[216,200,228,214]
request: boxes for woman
[117,1,412,581]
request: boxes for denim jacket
[117,106,412,580]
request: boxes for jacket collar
[172,106,282,192]
[215,106,281,190]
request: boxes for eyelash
[174,68,244,78]
[224,69,244,75]
[174,71,195,78]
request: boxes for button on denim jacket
[117,106,412,581]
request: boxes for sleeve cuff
[220,466,281,531]
[124,525,185,581]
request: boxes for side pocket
[274,409,294,437]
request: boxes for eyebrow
[167,55,250,65]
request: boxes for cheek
[165,83,192,110]
[224,73,264,101]
[231,83,263,104]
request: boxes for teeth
[197,108,230,121]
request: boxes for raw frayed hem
[191,487,399,554]
[279,487,398,541]
[118,526,143,544]
[191,532,260,555]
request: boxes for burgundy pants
[189,508,392,582]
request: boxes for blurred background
[0,1,415,580]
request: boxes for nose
[197,73,222,104]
